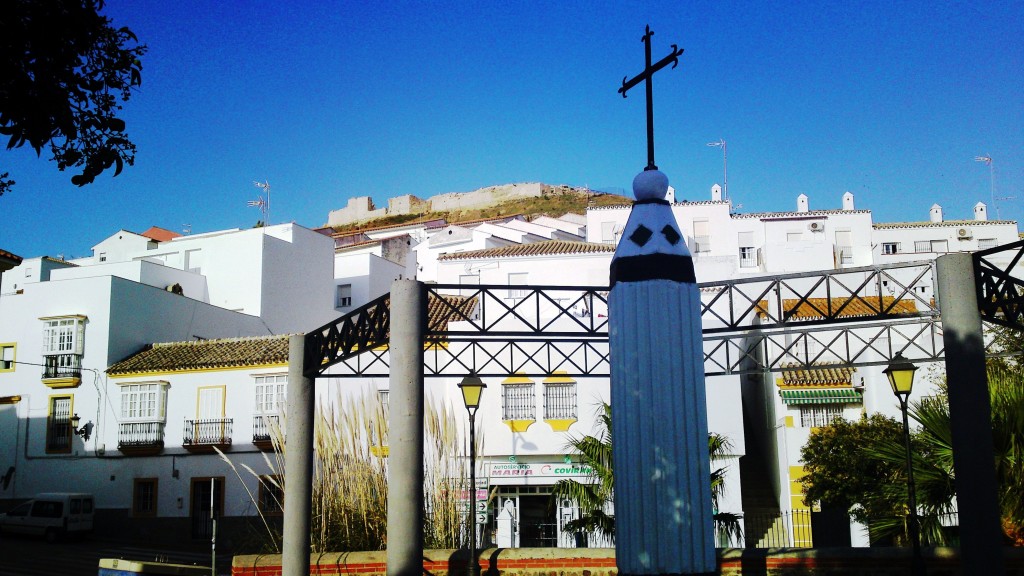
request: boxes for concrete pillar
[282,334,315,576]
[935,253,1004,575]
[387,279,426,576]
[609,170,715,576]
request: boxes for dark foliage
[0,0,145,195]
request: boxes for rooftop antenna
[183,223,191,236]
[972,155,1015,220]
[706,139,728,203]
[249,180,270,229]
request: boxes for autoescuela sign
[487,462,593,478]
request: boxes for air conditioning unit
[957,227,972,239]
[808,222,823,232]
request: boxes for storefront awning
[780,388,863,405]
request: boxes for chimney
[797,194,809,213]
[711,184,722,202]
[666,185,676,203]
[974,202,988,221]
[842,191,855,211]
[929,204,943,223]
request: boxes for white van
[0,493,94,541]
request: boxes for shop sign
[487,462,593,478]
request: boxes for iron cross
[618,25,685,171]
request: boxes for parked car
[0,493,94,541]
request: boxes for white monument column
[609,169,716,576]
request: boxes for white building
[0,182,1018,552]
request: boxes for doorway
[190,477,224,539]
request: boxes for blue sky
[2,1,1021,259]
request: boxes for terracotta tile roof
[873,219,1016,229]
[330,218,447,237]
[141,226,182,242]
[42,256,78,266]
[587,200,731,210]
[450,214,524,227]
[733,209,872,219]
[0,248,22,264]
[779,364,856,387]
[757,296,918,320]
[438,240,615,261]
[107,335,291,376]
[427,294,478,332]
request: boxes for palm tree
[549,403,743,545]
[864,364,1024,546]
[550,403,615,539]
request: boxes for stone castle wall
[326,183,572,228]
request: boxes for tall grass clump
[221,387,478,553]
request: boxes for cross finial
[618,26,685,171]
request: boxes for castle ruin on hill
[325,183,587,227]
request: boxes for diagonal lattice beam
[311,246,1024,378]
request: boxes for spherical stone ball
[632,170,670,201]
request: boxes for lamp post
[883,353,925,575]
[459,375,487,576]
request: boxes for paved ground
[0,533,232,576]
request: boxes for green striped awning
[780,388,863,405]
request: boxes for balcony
[183,418,233,453]
[118,421,165,456]
[41,354,82,388]
[252,414,281,452]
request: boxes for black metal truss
[310,245,1022,379]
[974,239,1024,331]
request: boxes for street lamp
[459,375,487,576]
[883,353,926,575]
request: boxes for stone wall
[232,546,1024,576]
[325,183,588,228]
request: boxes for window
[133,478,158,517]
[336,284,352,308]
[835,231,853,265]
[46,395,73,453]
[502,379,536,421]
[737,232,756,268]
[41,316,85,381]
[121,382,167,421]
[692,220,711,253]
[507,273,528,299]
[99,252,107,262]
[543,381,577,420]
[978,238,998,250]
[118,381,168,450]
[739,247,757,268]
[254,375,287,415]
[258,475,284,515]
[882,242,899,255]
[799,405,842,428]
[0,343,14,371]
[914,240,948,253]
[42,317,84,355]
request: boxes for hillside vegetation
[330,187,629,234]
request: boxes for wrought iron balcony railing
[183,418,233,446]
[252,414,280,443]
[42,353,82,380]
[118,421,165,448]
